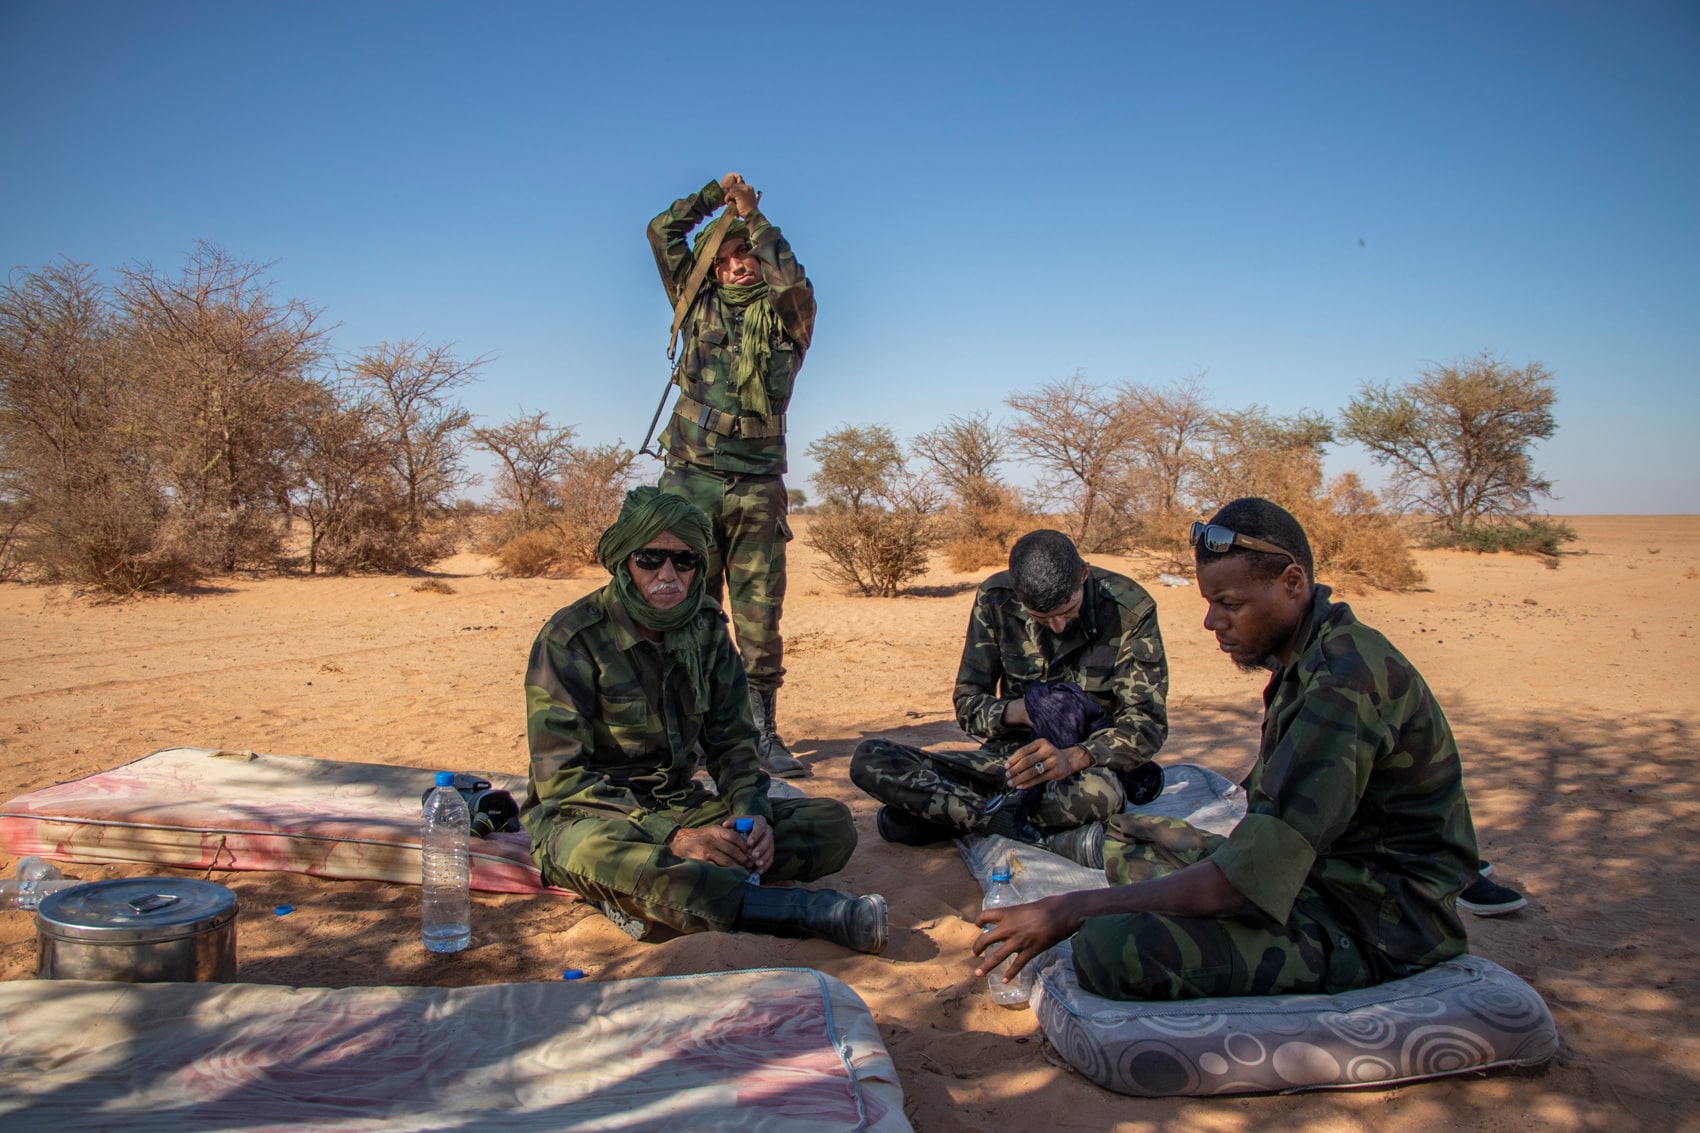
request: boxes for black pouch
[1117,761,1166,808]
[420,773,522,838]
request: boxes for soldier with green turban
[648,172,815,778]
[520,487,884,953]
[973,500,1480,1000]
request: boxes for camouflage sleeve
[1209,672,1379,923]
[953,586,1023,743]
[521,621,647,827]
[742,206,816,352]
[1078,600,1169,772]
[647,179,726,305]
[698,616,774,823]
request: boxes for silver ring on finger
[1034,760,1045,774]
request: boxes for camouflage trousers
[849,738,1125,833]
[659,464,790,693]
[531,795,855,938]
[1072,813,1419,1000]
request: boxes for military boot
[876,805,958,846]
[734,885,889,954]
[1040,822,1106,869]
[748,687,809,779]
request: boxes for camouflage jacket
[648,179,816,477]
[954,566,1169,772]
[520,586,772,849]
[1209,587,1477,967]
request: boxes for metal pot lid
[35,877,238,943]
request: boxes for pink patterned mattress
[0,968,910,1131]
[0,747,555,894]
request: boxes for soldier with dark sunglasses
[520,488,884,953]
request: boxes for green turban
[595,487,715,699]
[692,217,748,261]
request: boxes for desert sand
[2,515,1696,1131]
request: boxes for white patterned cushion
[959,763,1558,1096]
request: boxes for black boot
[979,807,1042,844]
[876,805,958,846]
[734,885,889,954]
[1040,822,1106,869]
[748,687,809,779]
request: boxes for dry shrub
[1292,474,1424,591]
[412,578,456,595]
[549,444,638,565]
[495,529,565,578]
[943,535,1009,573]
[807,508,938,597]
[939,484,1030,572]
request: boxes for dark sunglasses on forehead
[1189,522,1298,564]
[630,547,704,572]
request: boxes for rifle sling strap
[667,206,740,361]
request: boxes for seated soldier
[975,499,1479,999]
[849,528,1169,850]
[520,487,885,953]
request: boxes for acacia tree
[291,388,403,574]
[118,243,329,572]
[352,339,483,537]
[551,442,639,564]
[806,424,903,512]
[469,410,578,533]
[0,260,177,588]
[1117,374,1214,517]
[912,411,1026,568]
[1192,406,1335,514]
[1340,352,1559,531]
[806,424,940,596]
[1005,371,1142,551]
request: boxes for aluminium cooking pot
[35,877,238,982]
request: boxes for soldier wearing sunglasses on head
[973,498,1512,1001]
[520,487,884,953]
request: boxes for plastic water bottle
[981,866,1033,1007]
[421,771,471,953]
[733,817,761,885]
[2,857,74,910]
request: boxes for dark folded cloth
[1022,680,1163,812]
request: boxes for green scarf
[595,487,715,702]
[694,218,777,418]
[717,282,778,418]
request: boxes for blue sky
[3,1,1695,513]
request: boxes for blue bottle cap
[435,771,455,787]
[991,870,1012,883]
[734,818,754,834]
[562,969,586,980]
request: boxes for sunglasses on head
[630,547,704,572]
[1189,522,1298,564]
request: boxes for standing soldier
[648,172,814,778]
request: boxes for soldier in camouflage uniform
[521,487,885,953]
[648,172,814,779]
[974,499,1478,1000]
[849,529,1169,844]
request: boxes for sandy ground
[2,515,1697,1131]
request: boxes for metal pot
[35,877,238,982]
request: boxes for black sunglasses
[630,547,704,572]
[1189,522,1297,564]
